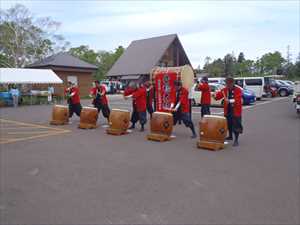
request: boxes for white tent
[0,68,63,84]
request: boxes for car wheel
[279,89,288,97]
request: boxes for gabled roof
[107,34,191,77]
[27,52,98,70]
[0,68,63,84]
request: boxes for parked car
[234,77,267,100]
[292,81,300,102]
[101,80,123,94]
[270,80,294,97]
[241,88,256,105]
[0,92,13,106]
[207,77,226,85]
[281,80,295,86]
[191,83,224,106]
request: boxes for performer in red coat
[197,76,211,117]
[214,77,243,146]
[125,82,147,131]
[90,80,110,122]
[65,82,82,118]
[124,82,139,130]
[171,81,197,138]
[144,81,154,118]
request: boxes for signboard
[154,71,177,112]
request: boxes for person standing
[124,82,147,131]
[144,81,154,118]
[9,84,20,107]
[124,82,139,129]
[171,81,197,138]
[90,81,110,122]
[214,77,243,147]
[65,82,82,118]
[48,86,54,104]
[197,76,211,117]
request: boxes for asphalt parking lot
[0,96,299,224]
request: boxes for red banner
[154,71,177,112]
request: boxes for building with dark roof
[27,52,98,96]
[107,34,192,83]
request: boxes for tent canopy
[0,68,63,84]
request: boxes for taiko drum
[198,115,228,150]
[107,109,130,135]
[50,105,69,125]
[78,106,98,129]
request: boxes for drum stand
[106,128,129,135]
[50,120,68,125]
[147,133,171,142]
[197,140,225,151]
[78,123,98,129]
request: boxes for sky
[1,0,299,68]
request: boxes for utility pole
[287,45,292,64]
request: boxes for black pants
[138,111,147,126]
[201,104,211,117]
[180,112,196,135]
[131,107,139,124]
[131,109,147,126]
[69,103,82,118]
[226,114,243,138]
[173,110,182,125]
[147,104,154,118]
[94,102,110,119]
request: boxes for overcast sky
[1,0,299,67]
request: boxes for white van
[207,77,226,85]
[234,77,267,100]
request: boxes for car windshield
[277,80,286,85]
[280,80,292,86]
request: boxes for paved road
[0,97,299,224]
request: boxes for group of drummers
[64,76,243,147]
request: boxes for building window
[67,76,78,85]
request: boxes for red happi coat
[215,86,242,117]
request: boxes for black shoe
[233,140,239,147]
[140,127,145,132]
[226,136,233,141]
[129,124,135,129]
[191,134,197,139]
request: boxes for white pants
[12,95,18,107]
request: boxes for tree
[259,51,285,75]
[0,4,69,67]
[224,54,235,77]
[69,45,125,80]
[235,59,254,77]
[69,45,99,66]
[237,52,245,63]
[203,58,224,77]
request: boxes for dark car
[0,92,13,106]
[270,80,293,97]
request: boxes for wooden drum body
[78,107,98,129]
[147,112,173,142]
[197,115,228,151]
[107,109,130,135]
[50,105,69,125]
